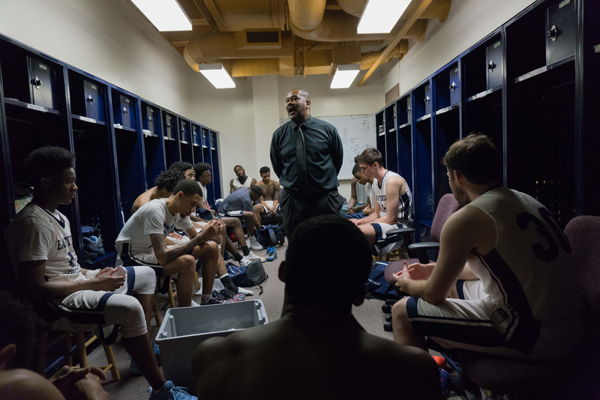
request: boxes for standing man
[270,89,345,237]
[230,165,256,194]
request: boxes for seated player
[346,163,375,220]
[229,165,256,194]
[169,161,196,180]
[218,185,264,251]
[130,172,252,297]
[392,134,585,361]
[3,147,192,399]
[0,290,109,400]
[192,215,442,400]
[347,160,369,216]
[353,148,413,254]
[252,166,281,226]
[132,169,183,214]
[116,179,224,306]
[194,162,264,259]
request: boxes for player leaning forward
[4,147,195,399]
[116,179,224,306]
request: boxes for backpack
[365,261,404,301]
[226,260,268,294]
[255,224,285,249]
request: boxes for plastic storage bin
[155,300,268,392]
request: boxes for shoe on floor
[246,251,266,263]
[213,289,245,301]
[200,296,224,305]
[266,246,277,261]
[248,236,263,251]
[148,381,197,400]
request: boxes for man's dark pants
[280,189,345,238]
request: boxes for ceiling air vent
[246,30,280,43]
[235,29,282,50]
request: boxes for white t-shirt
[365,181,375,210]
[198,181,209,208]
[115,199,193,253]
[4,204,85,282]
[232,176,253,191]
[371,171,412,220]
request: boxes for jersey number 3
[516,208,571,263]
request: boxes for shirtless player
[252,166,280,226]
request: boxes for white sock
[191,300,201,307]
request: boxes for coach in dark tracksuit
[270,88,345,238]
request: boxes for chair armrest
[382,228,416,246]
[407,242,440,264]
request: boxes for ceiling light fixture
[330,64,361,89]
[357,0,412,34]
[131,0,192,31]
[198,64,236,89]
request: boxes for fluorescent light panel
[357,0,411,34]
[331,65,360,89]
[131,0,192,31]
[198,64,236,89]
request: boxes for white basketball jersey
[4,204,84,282]
[233,176,253,191]
[365,181,375,209]
[371,171,412,220]
[467,187,584,353]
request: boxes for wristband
[85,269,100,280]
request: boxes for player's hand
[93,273,125,292]
[209,209,216,215]
[347,207,355,214]
[269,209,277,215]
[168,232,184,240]
[53,366,109,400]
[349,219,360,226]
[96,268,116,278]
[199,220,219,242]
[404,262,435,280]
[394,261,413,293]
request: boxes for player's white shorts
[52,266,155,340]
[371,221,409,254]
[407,280,579,360]
[258,201,280,213]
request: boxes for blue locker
[27,56,56,109]
[119,95,135,129]
[192,125,200,145]
[424,83,432,115]
[180,120,188,142]
[486,40,504,90]
[202,130,208,148]
[210,131,216,150]
[449,66,460,105]
[83,80,105,121]
[146,105,156,133]
[165,114,174,139]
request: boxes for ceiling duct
[184,30,293,65]
[288,0,427,42]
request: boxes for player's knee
[180,254,196,271]
[392,297,409,319]
[206,240,219,257]
[106,295,146,338]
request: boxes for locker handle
[123,107,128,115]
[547,25,559,42]
[32,76,43,89]
[86,95,95,104]
[148,117,153,122]
[487,60,496,72]
[424,96,430,105]
[449,82,457,91]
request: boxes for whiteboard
[278,114,376,180]
[318,114,376,180]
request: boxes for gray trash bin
[155,300,268,392]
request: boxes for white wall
[398,0,536,94]
[0,0,191,116]
[252,75,280,181]
[187,73,256,193]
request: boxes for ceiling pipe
[288,0,327,31]
[183,31,294,65]
[358,0,433,87]
[230,57,295,77]
[360,40,408,69]
[290,9,428,42]
[336,0,451,23]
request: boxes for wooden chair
[35,329,120,381]
[166,270,200,309]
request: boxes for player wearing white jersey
[4,147,194,399]
[353,148,413,254]
[392,134,584,360]
[230,165,256,194]
[116,179,225,307]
